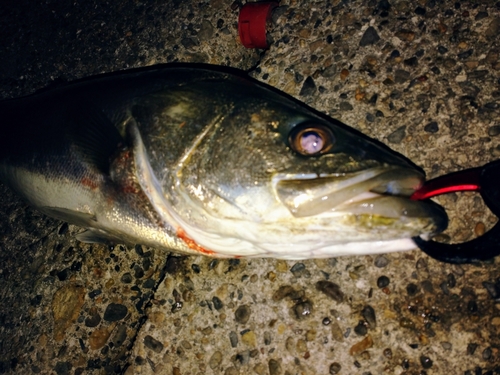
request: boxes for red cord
[410,168,481,200]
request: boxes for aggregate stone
[394,69,410,83]
[54,361,72,375]
[359,27,380,47]
[387,125,406,144]
[424,121,439,133]
[234,305,251,324]
[103,303,128,322]
[377,276,390,288]
[268,359,282,375]
[209,351,223,370]
[420,355,433,369]
[315,281,344,302]
[84,311,101,328]
[143,335,164,353]
[361,305,376,328]
[374,255,389,268]
[299,76,316,96]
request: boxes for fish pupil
[300,131,324,154]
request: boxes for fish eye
[289,123,335,156]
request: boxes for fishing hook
[412,159,500,264]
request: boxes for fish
[0,64,447,259]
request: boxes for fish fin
[41,207,97,227]
[71,104,124,173]
[76,229,123,245]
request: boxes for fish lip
[273,167,426,218]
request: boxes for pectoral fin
[76,229,127,245]
[41,207,97,227]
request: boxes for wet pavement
[1,0,500,374]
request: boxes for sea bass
[0,64,447,259]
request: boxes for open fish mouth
[274,167,447,232]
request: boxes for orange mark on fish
[81,177,99,190]
[176,227,215,255]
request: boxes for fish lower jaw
[168,207,422,259]
[173,221,419,259]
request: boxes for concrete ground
[1,0,500,374]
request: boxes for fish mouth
[274,167,448,233]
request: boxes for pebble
[400,318,416,329]
[395,29,415,42]
[474,222,485,237]
[362,305,376,328]
[120,273,133,283]
[264,331,272,345]
[113,324,127,347]
[89,326,112,350]
[315,281,344,302]
[366,113,375,122]
[209,351,223,370]
[415,6,426,14]
[331,322,344,342]
[467,300,478,313]
[377,276,390,288]
[293,299,313,320]
[485,17,500,38]
[374,255,389,268]
[424,121,439,133]
[354,321,368,336]
[482,279,500,300]
[458,49,473,59]
[329,362,342,374]
[482,347,492,360]
[421,280,433,293]
[268,359,282,375]
[212,296,223,310]
[404,57,418,67]
[420,355,433,369]
[340,101,353,111]
[406,283,419,296]
[235,350,250,365]
[441,342,452,350]
[241,330,257,347]
[394,69,410,83]
[273,285,303,301]
[54,362,72,375]
[340,69,350,80]
[103,303,128,322]
[198,20,214,42]
[387,125,406,144]
[467,343,478,355]
[253,363,266,375]
[383,348,392,359]
[144,335,164,353]
[52,284,86,342]
[290,262,306,277]
[84,311,101,328]
[235,305,251,324]
[305,329,316,341]
[299,77,316,96]
[349,335,373,356]
[229,331,238,347]
[359,26,380,47]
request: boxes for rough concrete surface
[1,0,500,374]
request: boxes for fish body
[0,64,447,258]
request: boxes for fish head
[168,79,447,258]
